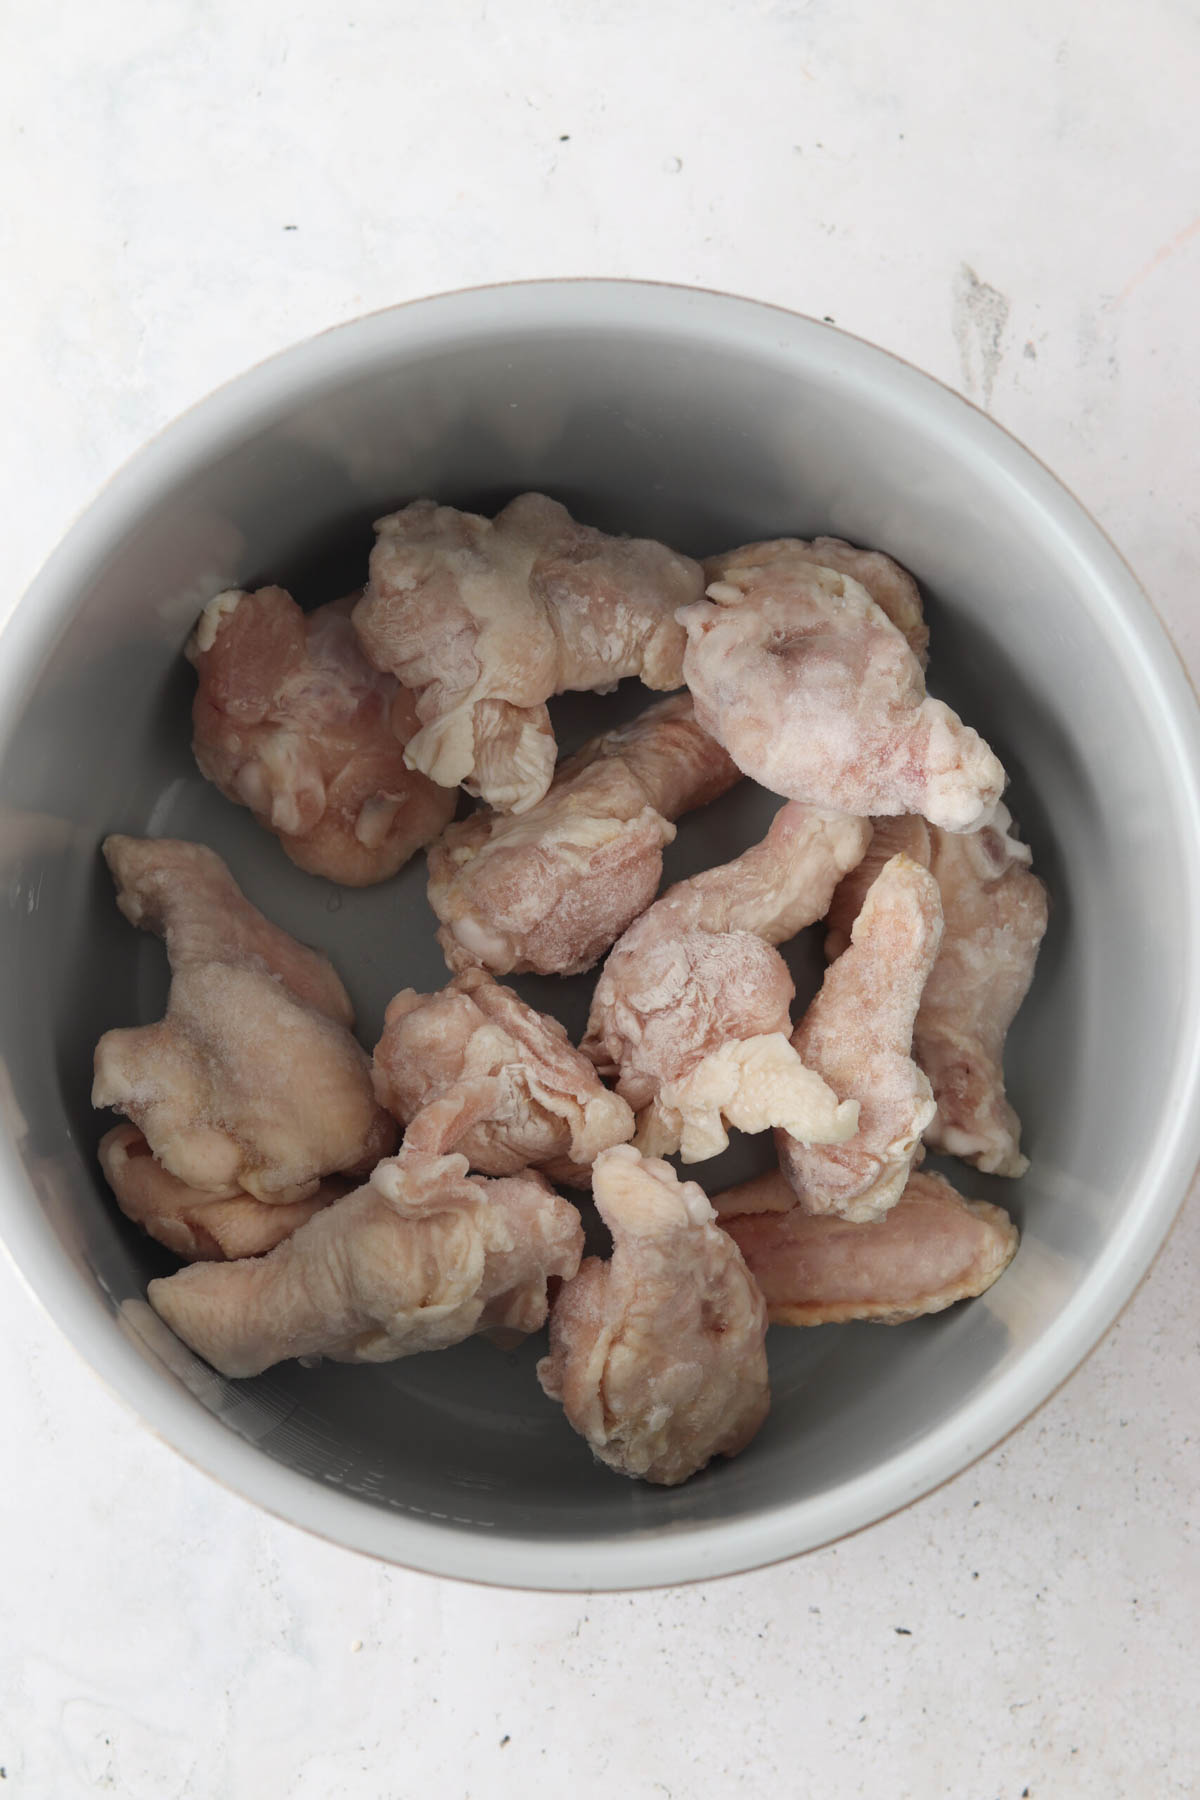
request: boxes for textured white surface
[2,2,1199,1795]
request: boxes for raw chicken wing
[583,802,870,1160]
[716,1166,1018,1324]
[916,805,1048,1174]
[149,1147,584,1378]
[781,853,942,1221]
[99,1123,340,1261]
[427,693,740,977]
[680,546,1004,830]
[189,587,455,885]
[93,838,396,1202]
[352,494,703,813]
[537,1145,768,1484]
[824,807,1048,1175]
[373,968,634,1185]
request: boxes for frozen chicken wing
[824,807,1047,1176]
[681,547,1003,830]
[717,1166,1018,1324]
[426,693,741,977]
[99,1123,340,1261]
[189,587,455,885]
[781,853,943,1221]
[101,832,354,1024]
[583,802,869,1160]
[149,1147,583,1378]
[537,1146,768,1484]
[915,805,1048,1175]
[352,494,703,814]
[93,837,396,1203]
[373,968,634,1185]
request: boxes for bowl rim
[3,275,1200,1592]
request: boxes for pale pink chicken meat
[680,547,1004,831]
[426,692,741,977]
[780,853,943,1221]
[351,494,704,814]
[372,968,634,1186]
[916,806,1048,1175]
[709,535,929,663]
[99,1123,340,1261]
[716,1166,1018,1325]
[823,806,1048,1175]
[188,587,455,885]
[583,802,870,1160]
[823,814,934,960]
[149,1147,584,1378]
[92,837,396,1203]
[537,1146,769,1485]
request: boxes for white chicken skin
[583,802,870,1161]
[149,1147,584,1379]
[680,546,1004,831]
[426,692,741,978]
[715,1166,1018,1325]
[824,806,1048,1176]
[779,853,944,1222]
[99,1123,341,1261]
[189,587,455,885]
[352,493,704,814]
[92,837,396,1204]
[372,968,634,1186]
[537,1146,769,1485]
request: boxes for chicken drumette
[426,693,741,978]
[537,1146,768,1485]
[92,837,396,1206]
[189,587,455,885]
[824,805,1048,1175]
[583,802,870,1160]
[680,545,1004,830]
[149,1147,583,1378]
[372,968,634,1185]
[779,852,943,1222]
[715,1166,1018,1325]
[351,494,704,814]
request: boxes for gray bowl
[2,281,1199,1590]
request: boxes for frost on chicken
[149,1147,584,1379]
[372,968,634,1186]
[779,852,944,1222]
[537,1146,769,1485]
[915,807,1048,1174]
[351,494,705,814]
[426,692,741,977]
[189,586,455,885]
[583,801,870,1160]
[92,837,396,1206]
[706,534,930,664]
[823,806,1048,1176]
[716,1166,1018,1325]
[99,1123,341,1261]
[680,546,1004,830]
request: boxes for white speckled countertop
[2,3,1198,1795]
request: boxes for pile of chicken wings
[93,494,1045,1486]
